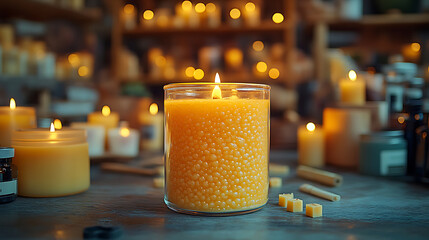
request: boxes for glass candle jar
[0,106,36,147]
[0,147,17,204]
[164,83,270,215]
[12,128,89,197]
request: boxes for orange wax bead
[165,97,270,213]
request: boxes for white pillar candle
[108,127,139,157]
[71,122,105,157]
[298,122,325,167]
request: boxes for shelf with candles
[0,0,101,24]
[122,21,291,37]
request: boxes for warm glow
[272,13,284,23]
[143,10,154,20]
[206,3,216,13]
[10,98,16,110]
[123,4,135,14]
[149,103,159,115]
[245,2,256,12]
[411,43,420,52]
[182,1,192,12]
[348,70,357,81]
[230,8,241,19]
[102,106,111,117]
[269,68,280,79]
[78,66,89,77]
[120,128,130,137]
[50,123,55,133]
[68,53,80,67]
[256,61,268,73]
[398,116,405,124]
[195,3,206,13]
[252,41,264,51]
[212,73,222,99]
[193,69,205,80]
[54,119,62,130]
[155,56,166,67]
[306,122,316,132]
[185,66,195,78]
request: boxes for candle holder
[12,128,89,197]
[164,83,270,216]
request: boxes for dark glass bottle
[0,147,17,203]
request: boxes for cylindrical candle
[70,122,105,157]
[324,107,371,168]
[164,77,270,215]
[88,106,119,147]
[339,70,365,105]
[0,98,36,147]
[107,127,139,157]
[138,103,163,151]
[12,126,89,197]
[298,122,325,167]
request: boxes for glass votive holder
[12,128,89,197]
[164,83,270,216]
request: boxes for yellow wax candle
[164,74,270,215]
[0,98,36,147]
[298,122,325,167]
[339,70,366,105]
[88,105,119,133]
[138,103,163,151]
[12,124,90,197]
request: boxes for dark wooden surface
[1,151,429,240]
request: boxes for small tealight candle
[108,126,139,157]
[138,103,163,151]
[298,122,325,167]
[142,9,155,28]
[12,123,90,197]
[0,98,36,147]
[71,122,105,157]
[339,70,365,105]
[88,106,119,146]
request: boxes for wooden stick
[101,163,163,176]
[299,184,341,201]
[297,165,343,187]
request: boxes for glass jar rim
[12,128,87,145]
[164,82,271,91]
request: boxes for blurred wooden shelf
[123,21,290,37]
[0,0,101,24]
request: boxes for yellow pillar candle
[12,124,89,197]
[339,70,366,105]
[88,105,119,133]
[298,122,325,167]
[138,103,163,151]
[164,74,270,215]
[0,98,36,147]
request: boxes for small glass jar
[164,83,270,216]
[0,147,17,203]
[12,128,89,197]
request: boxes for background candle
[0,98,36,147]
[88,106,119,143]
[339,70,365,105]
[108,127,139,157]
[71,122,105,157]
[122,4,136,30]
[138,103,163,151]
[324,107,371,168]
[12,125,89,197]
[164,80,270,214]
[298,122,325,167]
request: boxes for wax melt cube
[306,203,322,218]
[278,193,294,207]
[287,199,303,212]
[269,177,282,188]
[153,177,165,188]
[269,164,290,176]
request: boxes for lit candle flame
[102,106,111,117]
[212,73,222,99]
[50,123,55,132]
[306,122,315,132]
[10,98,16,110]
[149,103,158,115]
[54,119,62,130]
[348,70,357,81]
[120,128,130,137]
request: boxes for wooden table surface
[1,151,429,240]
